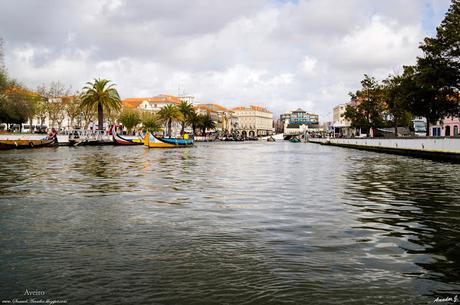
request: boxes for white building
[122,94,184,136]
[123,94,182,112]
[332,103,353,137]
[231,105,273,137]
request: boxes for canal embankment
[308,137,460,162]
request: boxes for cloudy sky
[0,0,452,120]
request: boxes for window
[432,127,441,137]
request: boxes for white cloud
[0,0,452,118]
[301,56,317,74]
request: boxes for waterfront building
[231,105,273,137]
[430,116,460,137]
[282,108,321,135]
[443,117,460,136]
[332,103,353,137]
[23,96,88,133]
[194,103,237,134]
[122,94,184,136]
[122,94,182,111]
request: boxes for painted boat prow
[144,133,194,148]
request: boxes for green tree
[421,0,460,89]
[80,78,122,131]
[187,110,200,135]
[197,112,216,136]
[344,75,386,137]
[177,101,194,135]
[382,74,413,136]
[141,112,162,134]
[0,81,37,131]
[119,108,141,134]
[401,61,458,136]
[157,104,183,137]
[401,0,460,135]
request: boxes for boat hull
[0,139,55,150]
[111,127,143,145]
[144,133,193,148]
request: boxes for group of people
[45,128,58,143]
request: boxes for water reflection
[0,143,459,304]
[343,154,460,296]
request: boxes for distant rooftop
[122,94,181,108]
[231,105,272,113]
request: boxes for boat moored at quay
[143,133,194,148]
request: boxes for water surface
[0,142,459,304]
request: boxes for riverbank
[308,137,460,162]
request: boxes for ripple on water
[0,143,459,304]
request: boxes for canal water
[0,142,459,304]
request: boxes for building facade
[332,103,353,137]
[194,103,237,134]
[282,108,321,135]
[123,94,181,111]
[232,105,273,137]
[122,94,183,136]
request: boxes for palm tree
[198,112,216,136]
[80,78,121,131]
[157,104,184,137]
[141,112,162,134]
[177,101,194,135]
[119,108,141,134]
[187,110,200,135]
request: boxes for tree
[382,74,413,136]
[80,102,96,130]
[197,112,216,136]
[187,110,200,135]
[141,112,162,134]
[80,78,122,131]
[401,0,460,135]
[157,104,183,137]
[119,108,141,134]
[177,101,194,135]
[421,0,460,90]
[37,82,71,129]
[344,75,386,137]
[47,98,66,129]
[65,96,82,129]
[0,80,38,131]
[399,62,458,136]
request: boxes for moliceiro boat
[143,133,193,148]
[112,127,144,145]
[0,139,55,150]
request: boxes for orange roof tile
[198,103,228,112]
[122,94,181,108]
[231,105,272,113]
[194,105,213,113]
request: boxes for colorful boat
[143,133,193,148]
[112,127,144,145]
[0,139,55,150]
